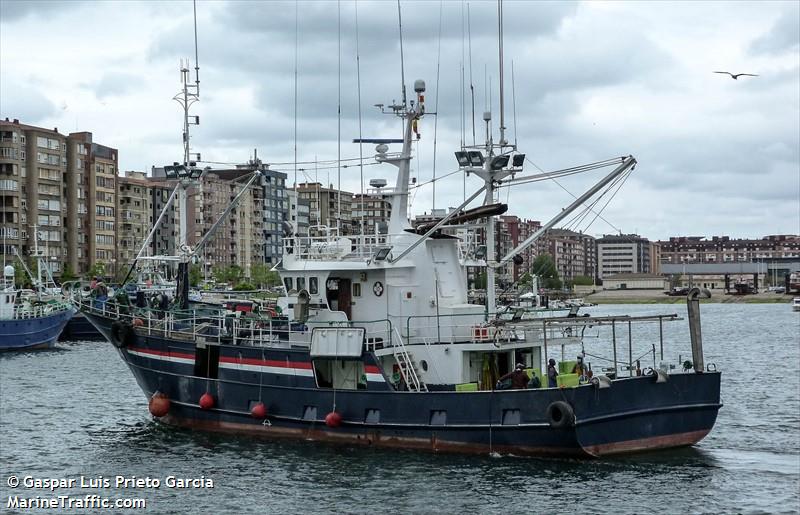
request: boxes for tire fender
[546,400,575,429]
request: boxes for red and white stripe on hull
[126,347,194,365]
[125,346,385,382]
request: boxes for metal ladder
[392,327,428,392]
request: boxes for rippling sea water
[1,304,798,514]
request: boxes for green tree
[572,275,593,286]
[518,272,533,290]
[189,264,203,287]
[86,262,106,281]
[60,262,78,282]
[531,254,562,290]
[473,272,487,289]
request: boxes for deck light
[512,154,525,168]
[373,247,392,261]
[467,151,484,167]
[454,151,470,167]
[490,155,510,171]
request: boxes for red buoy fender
[325,411,342,428]
[148,392,170,418]
[251,402,267,419]
[199,392,215,410]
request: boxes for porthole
[420,360,428,371]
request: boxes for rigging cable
[337,0,342,229]
[524,156,623,233]
[355,0,365,235]
[293,2,298,187]
[432,0,443,211]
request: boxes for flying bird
[713,71,758,80]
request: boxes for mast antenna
[497,0,506,147]
[193,0,200,93]
[397,0,407,107]
[467,2,476,146]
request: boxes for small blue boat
[0,265,75,351]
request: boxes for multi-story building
[293,182,353,234]
[117,171,152,268]
[153,160,285,277]
[259,166,288,265]
[147,178,177,259]
[71,132,118,277]
[494,216,542,287]
[286,190,310,237]
[0,118,68,275]
[351,193,391,235]
[596,234,651,279]
[542,229,594,283]
[657,235,800,264]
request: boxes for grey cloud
[0,79,58,123]
[84,71,146,99]
[0,0,85,22]
[749,3,800,55]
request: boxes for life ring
[546,401,575,429]
[110,321,135,348]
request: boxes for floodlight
[467,151,484,167]
[188,167,203,179]
[490,155,510,171]
[454,151,470,167]
[373,247,392,261]
[512,154,525,167]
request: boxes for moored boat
[0,265,75,351]
[75,58,722,456]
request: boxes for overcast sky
[1,0,798,241]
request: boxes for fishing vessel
[75,95,722,459]
[0,246,75,350]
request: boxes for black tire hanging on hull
[110,321,135,348]
[546,401,575,429]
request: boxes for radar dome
[4,265,14,277]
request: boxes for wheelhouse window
[297,277,306,291]
[309,277,318,294]
[283,277,293,292]
[353,283,361,297]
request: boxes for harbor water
[1,303,798,514]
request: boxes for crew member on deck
[497,363,530,390]
[547,358,559,387]
[572,355,586,376]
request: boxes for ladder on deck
[391,327,428,392]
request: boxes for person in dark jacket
[547,358,559,387]
[497,363,530,390]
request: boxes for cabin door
[326,278,352,320]
[337,279,352,320]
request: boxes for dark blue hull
[84,312,721,457]
[59,312,104,341]
[0,308,75,351]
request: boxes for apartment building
[596,234,651,279]
[294,182,353,234]
[351,193,391,235]
[542,228,595,283]
[286,190,310,237]
[117,171,152,268]
[657,235,800,264]
[70,132,118,277]
[153,160,285,277]
[0,119,68,274]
